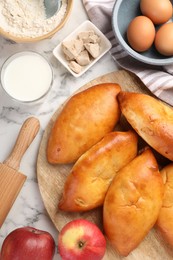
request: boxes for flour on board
[0,0,68,38]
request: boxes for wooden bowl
[0,0,73,43]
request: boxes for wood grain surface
[37,70,173,260]
[0,117,40,228]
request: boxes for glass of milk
[0,51,53,103]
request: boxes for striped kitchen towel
[83,0,173,106]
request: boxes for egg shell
[155,22,173,56]
[140,0,173,25]
[127,16,155,52]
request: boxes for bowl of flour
[0,0,73,42]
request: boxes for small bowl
[0,51,53,103]
[112,0,173,66]
[0,0,73,43]
[53,20,112,77]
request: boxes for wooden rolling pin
[0,117,40,228]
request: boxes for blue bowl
[112,0,173,66]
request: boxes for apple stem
[78,241,85,248]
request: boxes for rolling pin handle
[3,117,40,170]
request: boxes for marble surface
[0,1,118,258]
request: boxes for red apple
[58,219,106,260]
[0,226,55,260]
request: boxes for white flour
[0,0,68,38]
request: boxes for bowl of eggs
[112,0,173,65]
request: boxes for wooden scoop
[0,117,40,228]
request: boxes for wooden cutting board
[37,70,173,260]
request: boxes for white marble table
[0,1,118,258]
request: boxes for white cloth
[83,0,173,106]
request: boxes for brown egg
[155,22,173,56]
[127,16,155,52]
[140,0,173,25]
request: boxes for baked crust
[156,163,173,247]
[103,148,164,256]
[118,91,173,161]
[47,83,121,164]
[58,130,138,212]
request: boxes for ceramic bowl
[0,0,73,43]
[53,20,112,77]
[112,0,173,66]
